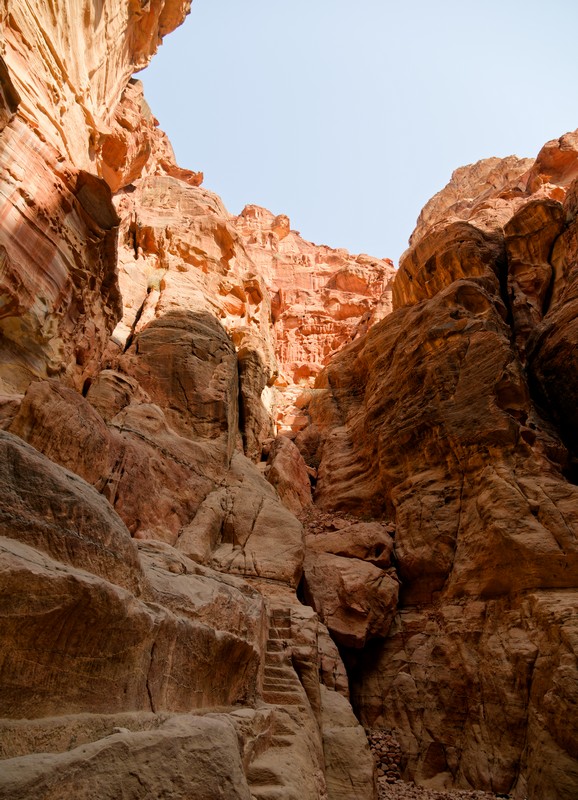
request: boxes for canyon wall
[305,135,578,799]
[0,2,389,798]
[0,2,577,799]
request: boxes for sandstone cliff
[0,2,577,800]
[305,137,578,799]
[0,2,385,798]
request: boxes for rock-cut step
[246,706,304,800]
[261,606,306,707]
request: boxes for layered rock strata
[0,0,195,395]
[0,2,383,798]
[113,168,395,444]
[302,135,578,799]
[1,1,578,799]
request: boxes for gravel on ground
[378,778,511,800]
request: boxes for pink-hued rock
[393,221,504,309]
[305,521,394,569]
[0,124,121,394]
[207,453,305,588]
[119,309,241,450]
[526,129,578,195]
[303,131,578,796]
[0,3,381,799]
[0,0,191,396]
[321,686,378,800]
[8,377,305,587]
[0,54,19,132]
[264,435,313,514]
[1,0,191,169]
[111,182,395,444]
[234,204,395,431]
[99,78,204,195]
[0,429,142,594]
[353,592,578,798]
[0,431,263,720]
[8,379,219,544]
[303,551,399,649]
[409,155,534,248]
[4,0,578,796]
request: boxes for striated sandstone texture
[112,180,395,447]
[302,134,578,799]
[0,0,194,395]
[0,2,385,798]
[2,1,578,799]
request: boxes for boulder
[303,551,399,648]
[321,686,377,800]
[265,435,313,514]
[305,520,394,568]
[0,715,253,800]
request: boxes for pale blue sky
[141,0,578,265]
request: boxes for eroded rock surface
[0,0,193,396]
[0,2,378,798]
[2,1,578,798]
[302,138,578,799]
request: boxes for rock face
[112,183,395,445]
[302,515,399,649]
[0,2,381,798]
[1,2,578,799]
[303,137,578,798]
[0,715,256,800]
[0,0,194,396]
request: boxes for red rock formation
[264,435,313,514]
[528,179,578,478]
[2,1,578,798]
[111,178,394,449]
[0,1,196,395]
[409,155,533,248]
[0,3,381,798]
[303,136,578,799]
[302,514,398,649]
[234,204,395,434]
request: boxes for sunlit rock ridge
[0,3,577,799]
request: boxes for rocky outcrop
[528,178,578,476]
[0,715,256,800]
[0,2,380,798]
[0,0,195,396]
[302,515,399,649]
[2,1,578,799]
[112,181,395,446]
[409,155,533,248]
[264,435,313,514]
[0,430,263,720]
[235,204,395,385]
[321,686,378,799]
[504,198,565,360]
[302,137,578,798]
[0,404,372,797]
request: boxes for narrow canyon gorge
[0,2,577,799]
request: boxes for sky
[141,0,578,266]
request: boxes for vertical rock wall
[0,2,382,798]
[304,136,578,799]
[1,2,578,799]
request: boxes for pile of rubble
[367,728,403,783]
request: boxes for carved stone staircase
[246,710,303,800]
[261,606,306,707]
[246,606,314,800]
